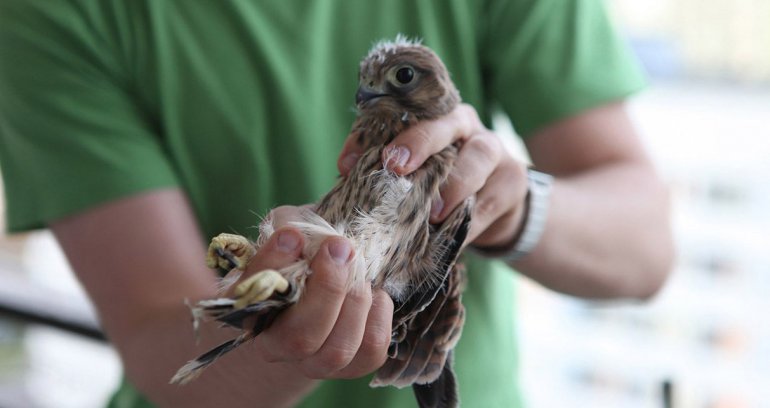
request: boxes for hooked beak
[356,86,388,105]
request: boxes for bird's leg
[232,270,290,309]
[206,233,257,274]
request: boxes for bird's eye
[395,67,415,84]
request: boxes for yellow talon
[206,233,256,271]
[233,270,289,309]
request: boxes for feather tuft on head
[368,34,423,57]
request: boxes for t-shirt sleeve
[481,0,647,137]
[0,1,178,232]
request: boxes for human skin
[51,101,673,407]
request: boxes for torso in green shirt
[0,1,644,407]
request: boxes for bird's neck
[352,110,416,151]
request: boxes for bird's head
[355,37,460,121]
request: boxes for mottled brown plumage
[172,37,472,408]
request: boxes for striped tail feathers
[173,293,295,385]
[170,332,252,385]
[200,297,292,331]
[174,276,299,385]
[412,353,459,408]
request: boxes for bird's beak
[356,86,388,105]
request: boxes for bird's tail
[170,332,251,385]
[411,353,459,408]
[171,283,295,385]
[193,296,290,333]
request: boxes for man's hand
[338,101,674,300]
[338,103,530,250]
[230,206,394,380]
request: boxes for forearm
[51,189,318,408]
[514,161,674,300]
[119,296,317,408]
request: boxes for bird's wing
[371,197,471,408]
[370,262,467,387]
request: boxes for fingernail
[328,239,352,265]
[384,145,410,169]
[341,153,360,173]
[276,231,300,253]
[431,195,444,219]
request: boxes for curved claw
[214,248,240,272]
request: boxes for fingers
[234,204,312,280]
[382,103,529,248]
[259,237,353,362]
[297,283,372,378]
[337,132,365,176]
[430,132,502,223]
[467,160,529,245]
[257,236,392,380]
[336,103,484,176]
[383,103,483,174]
[331,289,393,379]
[298,287,392,379]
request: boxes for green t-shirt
[0,1,644,407]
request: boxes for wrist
[472,169,553,262]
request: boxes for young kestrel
[173,36,472,408]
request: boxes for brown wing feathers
[372,196,471,408]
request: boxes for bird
[171,36,473,408]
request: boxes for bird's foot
[233,269,289,309]
[206,233,257,273]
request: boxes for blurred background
[1,0,768,407]
[518,1,770,407]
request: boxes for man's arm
[51,189,393,407]
[338,101,674,300]
[516,102,674,299]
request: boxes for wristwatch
[474,169,553,262]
